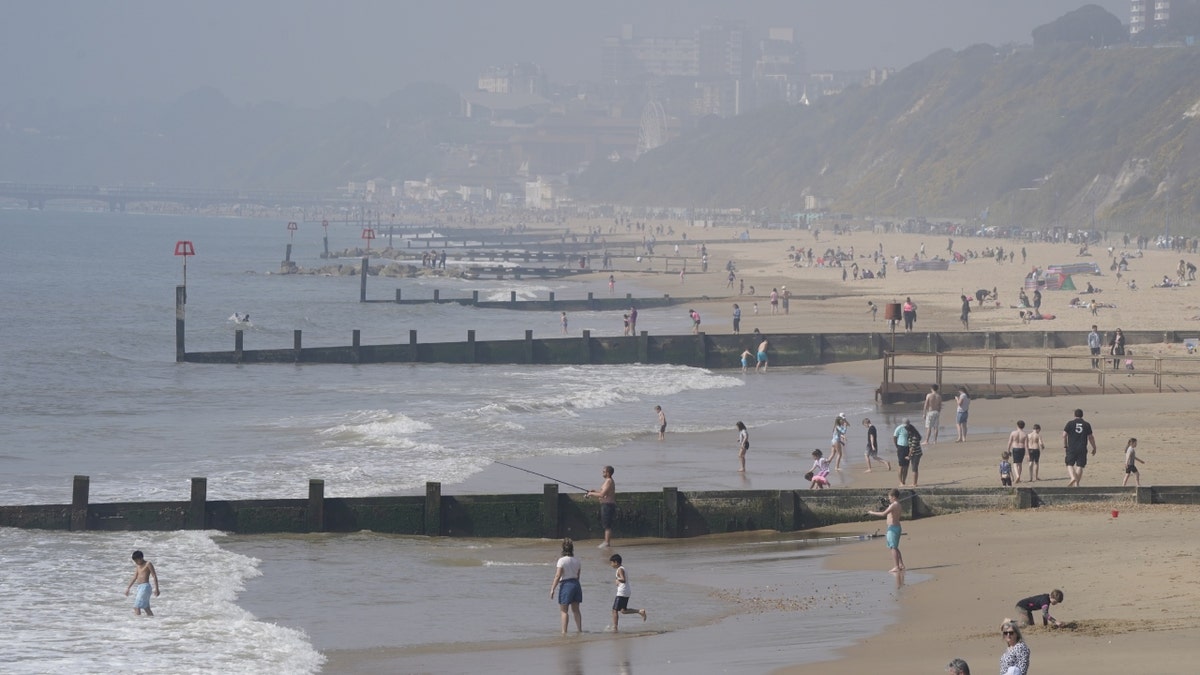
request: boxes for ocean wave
[0,529,324,674]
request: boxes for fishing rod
[493,461,590,493]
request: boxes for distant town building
[1130,0,1171,35]
[477,63,548,95]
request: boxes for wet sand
[280,221,1200,673]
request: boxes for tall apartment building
[601,24,698,82]
[1130,0,1170,35]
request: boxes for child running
[863,417,891,472]
[1122,437,1145,486]
[867,488,906,572]
[608,554,647,631]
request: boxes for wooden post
[472,290,479,305]
[467,330,477,363]
[778,490,799,531]
[510,291,517,303]
[542,483,559,539]
[188,477,207,529]
[525,329,534,364]
[235,330,244,363]
[433,289,440,303]
[662,487,679,538]
[293,330,302,363]
[425,482,442,536]
[695,331,707,367]
[70,475,89,531]
[580,330,592,364]
[549,291,556,303]
[175,285,186,362]
[587,292,595,310]
[352,329,361,364]
[637,330,649,362]
[1016,486,1034,509]
[307,479,325,532]
[395,288,402,302]
[359,257,368,302]
[409,329,418,362]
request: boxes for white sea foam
[0,529,323,675]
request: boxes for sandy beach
[301,218,1200,673]
[622,221,1200,674]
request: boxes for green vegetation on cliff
[580,44,1200,233]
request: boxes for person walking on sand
[1064,408,1097,487]
[608,554,646,631]
[902,297,917,333]
[829,414,848,470]
[1087,325,1103,369]
[867,488,906,572]
[586,466,617,548]
[960,294,970,329]
[549,538,583,633]
[732,303,741,334]
[1027,423,1044,481]
[655,405,666,440]
[1122,437,1145,486]
[893,418,912,486]
[904,420,924,486]
[755,338,769,373]
[1007,420,1029,484]
[736,421,750,472]
[863,417,891,472]
[125,550,160,616]
[954,386,970,442]
[923,384,943,445]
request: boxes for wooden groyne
[2,474,1194,537]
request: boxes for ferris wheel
[637,101,667,158]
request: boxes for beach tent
[1059,275,1076,291]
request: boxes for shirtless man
[867,488,906,572]
[755,339,769,373]
[124,550,160,616]
[1007,420,1030,483]
[922,384,943,445]
[586,466,617,548]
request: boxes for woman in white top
[549,538,583,634]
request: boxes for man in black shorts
[1063,408,1097,487]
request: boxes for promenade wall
[2,476,1195,538]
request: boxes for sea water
[0,208,897,673]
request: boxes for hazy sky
[2,0,1130,106]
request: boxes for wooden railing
[882,351,1200,399]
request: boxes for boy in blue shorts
[608,554,647,632]
[124,550,160,616]
[867,488,905,572]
